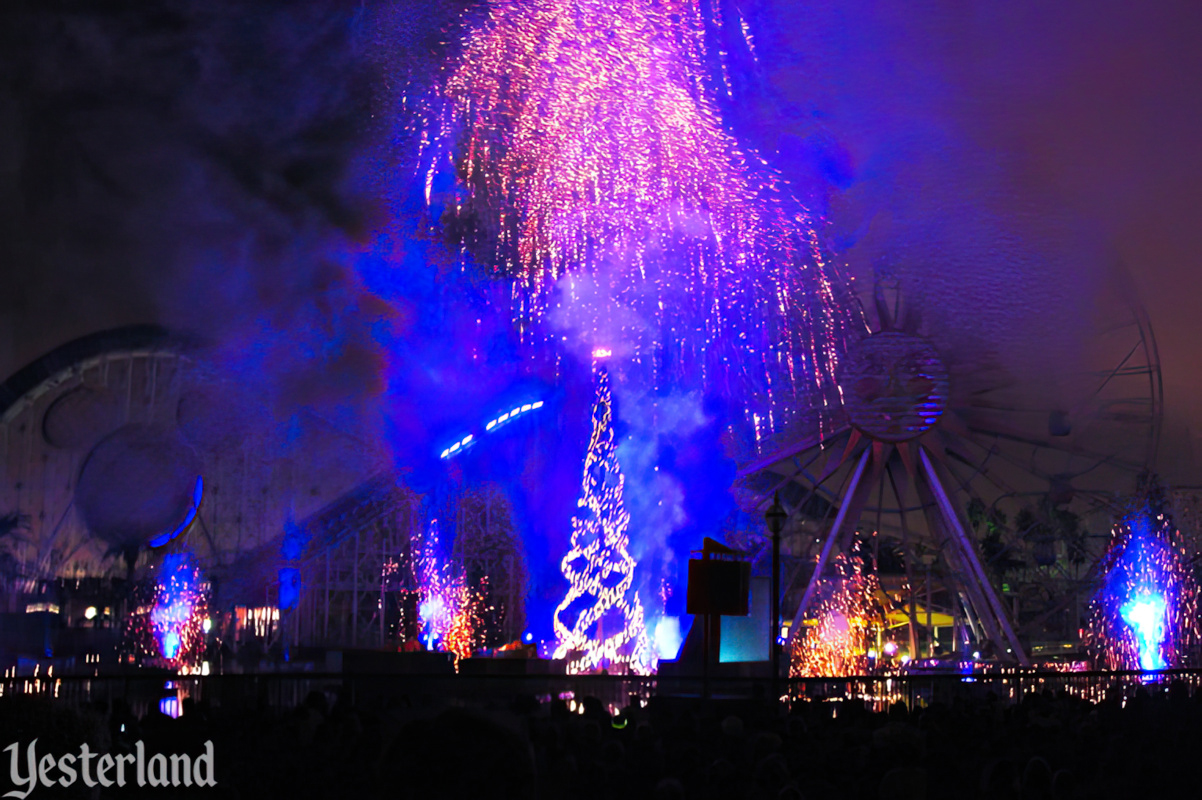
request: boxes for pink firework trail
[425,0,864,447]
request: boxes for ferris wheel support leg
[920,449,1030,666]
[939,540,1005,659]
[887,468,923,665]
[785,447,872,653]
[913,481,1001,660]
[958,593,983,649]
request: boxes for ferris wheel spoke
[935,432,1028,500]
[935,429,1000,487]
[785,441,869,509]
[1102,365,1157,379]
[964,423,1146,479]
[787,447,872,649]
[942,447,1002,500]
[1085,339,1144,398]
[746,441,837,511]
[779,456,862,619]
[738,426,851,478]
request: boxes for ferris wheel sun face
[839,332,949,443]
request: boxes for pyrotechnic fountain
[1087,488,1200,672]
[790,548,889,678]
[124,553,210,672]
[415,518,484,664]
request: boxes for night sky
[1,0,1200,481]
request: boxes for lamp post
[765,492,788,703]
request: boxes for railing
[3,668,1201,716]
[789,668,1202,710]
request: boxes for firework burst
[423,0,862,446]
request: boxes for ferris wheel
[736,266,1163,663]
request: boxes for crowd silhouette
[0,680,1197,798]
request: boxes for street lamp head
[765,492,787,535]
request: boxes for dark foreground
[0,682,1197,799]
